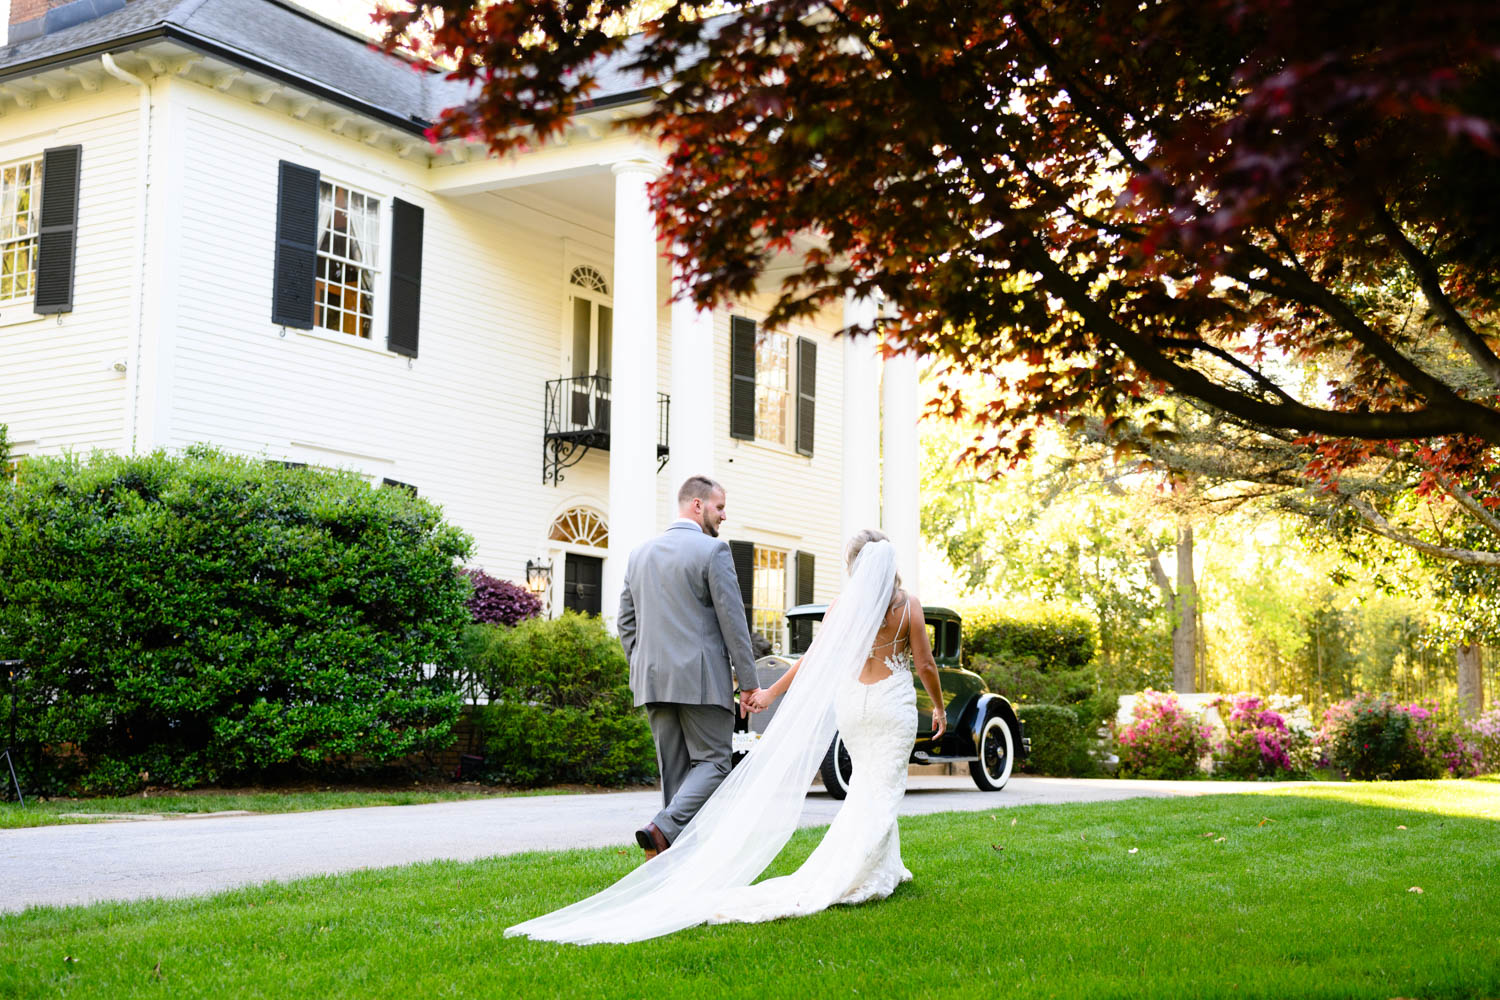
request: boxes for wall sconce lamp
[525,558,553,600]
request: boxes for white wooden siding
[3,77,849,608]
[0,89,140,459]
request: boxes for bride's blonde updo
[845,528,902,593]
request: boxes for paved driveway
[1,775,1296,914]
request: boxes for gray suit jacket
[618,521,760,709]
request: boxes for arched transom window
[549,507,608,548]
[569,265,609,295]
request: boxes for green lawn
[2,781,1497,999]
[0,786,570,830]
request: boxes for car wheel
[819,732,853,799]
[969,713,1015,791]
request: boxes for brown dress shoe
[635,822,670,858]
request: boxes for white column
[667,256,716,494]
[881,350,921,594]
[602,160,662,628]
[841,293,882,558]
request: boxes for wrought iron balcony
[543,375,669,485]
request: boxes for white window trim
[0,152,44,316]
[307,176,392,352]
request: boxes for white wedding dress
[709,639,918,923]
[505,540,915,945]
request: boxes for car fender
[969,693,1027,760]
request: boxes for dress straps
[869,594,911,657]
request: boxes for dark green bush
[1016,704,1096,776]
[961,603,1096,672]
[466,613,656,787]
[0,447,473,793]
[1319,693,1442,780]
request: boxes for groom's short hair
[678,475,723,506]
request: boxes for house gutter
[100,52,149,455]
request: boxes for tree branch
[1431,474,1500,543]
[1154,337,1301,405]
[1367,199,1500,390]
[1343,494,1500,566]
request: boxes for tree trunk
[1456,643,1484,718]
[1172,523,1197,693]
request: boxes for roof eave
[0,24,433,135]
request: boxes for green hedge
[961,603,1096,672]
[0,447,473,793]
[1016,704,1097,776]
[465,613,656,787]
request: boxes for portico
[429,126,920,628]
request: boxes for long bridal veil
[505,540,899,945]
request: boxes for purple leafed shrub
[463,568,542,626]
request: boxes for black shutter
[791,550,815,653]
[729,539,755,631]
[34,145,81,314]
[272,161,319,328]
[386,198,423,357]
[729,315,756,440]
[795,336,816,457]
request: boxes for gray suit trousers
[646,702,733,842]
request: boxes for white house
[0,0,925,654]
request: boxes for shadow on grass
[1,782,1497,1000]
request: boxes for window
[314,180,381,339]
[548,506,609,548]
[752,546,788,653]
[754,330,791,446]
[729,316,817,456]
[0,156,41,304]
[568,265,612,379]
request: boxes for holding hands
[742,688,774,714]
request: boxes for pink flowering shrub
[1433,708,1500,778]
[1318,693,1441,780]
[1116,689,1215,779]
[1213,694,1308,778]
[1463,709,1500,776]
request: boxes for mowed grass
[2,781,1497,1000]
[0,787,571,830]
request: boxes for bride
[506,529,948,944]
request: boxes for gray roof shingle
[0,0,655,132]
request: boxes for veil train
[505,540,899,945]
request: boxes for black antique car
[733,605,1030,798]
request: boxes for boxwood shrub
[1016,704,1097,776]
[961,603,1096,672]
[0,447,473,793]
[465,612,656,787]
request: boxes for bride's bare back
[857,589,939,685]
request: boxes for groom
[618,475,763,857]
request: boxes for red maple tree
[382,0,1500,535]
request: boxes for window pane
[754,331,790,445]
[314,179,382,338]
[0,157,41,303]
[752,547,788,653]
[597,306,612,378]
[572,297,591,378]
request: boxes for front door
[563,553,603,616]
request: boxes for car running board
[911,750,978,764]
